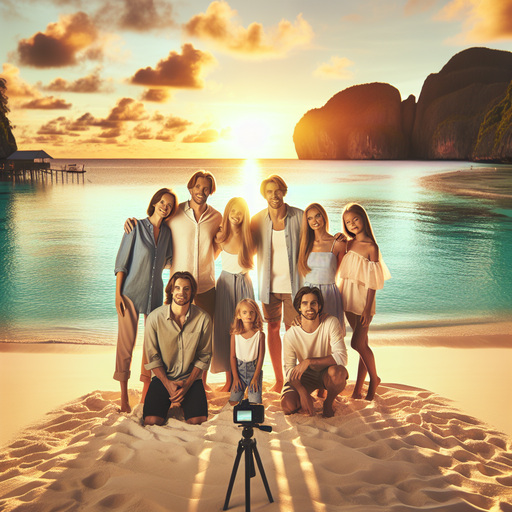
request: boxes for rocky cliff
[294,47,512,162]
[293,83,411,160]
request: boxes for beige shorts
[261,292,296,326]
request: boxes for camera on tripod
[233,399,264,425]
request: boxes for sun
[227,116,274,158]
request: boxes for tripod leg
[252,442,274,503]
[223,441,244,511]
[245,444,251,512]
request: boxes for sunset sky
[2,0,512,158]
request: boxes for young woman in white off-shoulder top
[337,203,391,401]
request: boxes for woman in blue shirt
[114,188,177,413]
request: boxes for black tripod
[223,425,274,511]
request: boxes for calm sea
[0,159,511,345]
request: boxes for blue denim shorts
[230,358,263,404]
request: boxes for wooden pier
[0,164,86,183]
[0,150,86,184]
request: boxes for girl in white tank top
[229,299,266,405]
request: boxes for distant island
[293,47,512,162]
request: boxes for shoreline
[1,326,511,447]
[1,319,511,349]
[420,166,512,206]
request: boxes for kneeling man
[143,271,212,426]
[281,286,348,418]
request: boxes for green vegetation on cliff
[476,81,512,152]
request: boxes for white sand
[1,384,512,511]
[1,324,512,511]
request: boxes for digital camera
[233,399,264,425]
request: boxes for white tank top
[221,250,246,274]
[270,229,292,293]
[235,331,260,362]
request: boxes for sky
[1,0,512,159]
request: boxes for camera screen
[236,410,252,422]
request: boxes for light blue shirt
[115,218,172,315]
[251,204,303,304]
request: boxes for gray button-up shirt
[251,204,303,304]
[115,218,172,315]
[144,304,212,381]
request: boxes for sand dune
[1,383,511,511]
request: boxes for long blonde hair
[342,203,377,243]
[217,197,255,270]
[298,203,330,277]
[230,299,264,335]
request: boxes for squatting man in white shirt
[281,286,348,418]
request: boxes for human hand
[334,232,347,242]
[115,294,126,317]
[249,376,260,393]
[360,308,371,328]
[124,218,137,234]
[171,380,189,403]
[231,376,243,393]
[291,315,301,327]
[299,391,316,416]
[290,359,309,381]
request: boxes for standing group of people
[113,170,390,425]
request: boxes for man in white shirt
[125,170,221,388]
[281,286,348,418]
[251,175,303,393]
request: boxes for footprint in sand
[101,444,134,463]
[82,471,110,489]
[97,493,130,508]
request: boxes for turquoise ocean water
[0,159,511,345]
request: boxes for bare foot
[322,402,335,418]
[351,391,363,399]
[270,381,283,393]
[365,377,381,401]
[120,402,132,414]
[317,388,326,399]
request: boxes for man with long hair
[143,271,212,426]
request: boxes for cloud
[21,96,72,109]
[182,128,219,143]
[40,69,113,93]
[132,122,153,139]
[155,130,174,142]
[140,88,170,102]
[129,44,216,88]
[14,11,103,68]
[99,126,122,138]
[163,115,192,132]
[0,63,38,98]
[37,117,69,135]
[183,1,313,57]
[94,0,175,32]
[436,0,512,41]
[404,0,438,16]
[313,56,355,80]
[107,97,148,121]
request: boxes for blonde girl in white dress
[337,203,390,401]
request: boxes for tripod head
[239,424,272,439]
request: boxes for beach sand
[1,323,512,511]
